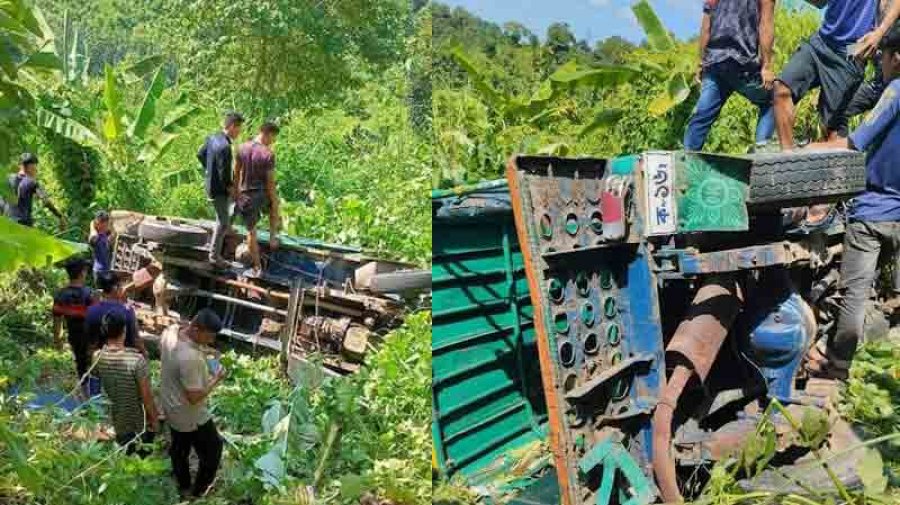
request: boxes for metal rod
[185,288,288,316]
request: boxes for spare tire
[138,218,209,247]
[748,150,866,208]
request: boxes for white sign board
[644,152,677,236]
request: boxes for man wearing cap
[2,152,65,229]
[803,22,900,380]
[160,308,226,498]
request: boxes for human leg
[683,72,732,151]
[774,40,820,150]
[828,221,883,370]
[734,70,775,145]
[209,195,231,262]
[192,420,224,497]
[169,426,195,493]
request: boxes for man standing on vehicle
[2,153,65,229]
[804,23,900,380]
[160,309,226,498]
[198,112,244,266]
[52,258,96,395]
[683,0,777,151]
[773,0,900,151]
[235,121,281,277]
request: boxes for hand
[853,29,883,60]
[59,216,67,230]
[693,64,703,86]
[212,365,227,385]
[761,66,775,90]
[148,415,160,433]
[269,235,280,250]
[229,186,238,202]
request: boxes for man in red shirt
[234,122,281,276]
[52,258,96,395]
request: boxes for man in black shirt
[683,0,777,150]
[52,258,96,393]
[198,112,244,266]
[3,153,65,229]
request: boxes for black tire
[368,270,431,293]
[747,150,866,208]
[138,218,210,247]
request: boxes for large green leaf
[102,64,124,142]
[124,55,165,80]
[578,108,626,138]
[648,73,691,116]
[550,62,640,87]
[20,51,61,71]
[138,132,176,164]
[632,0,675,52]
[0,216,82,272]
[36,107,100,147]
[128,67,165,140]
[448,45,506,110]
[161,104,199,133]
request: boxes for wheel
[368,270,431,293]
[747,150,866,208]
[138,217,210,247]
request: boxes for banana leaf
[0,216,85,272]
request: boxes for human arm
[182,368,225,405]
[53,316,63,347]
[232,148,243,201]
[759,0,776,89]
[136,359,159,432]
[697,7,712,83]
[197,139,208,168]
[265,168,280,248]
[36,186,65,227]
[854,0,900,59]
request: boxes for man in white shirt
[160,309,226,498]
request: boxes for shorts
[237,190,269,230]
[777,32,865,136]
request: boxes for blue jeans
[683,64,775,150]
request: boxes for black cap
[881,21,900,52]
[193,308,223,337]
[95,209,110,222]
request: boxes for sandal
[804,340,850,381]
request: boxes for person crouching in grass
[93,309,159,456]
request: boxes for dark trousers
[169,420,223,497]
[209,195,231,260]
[116,431,156,457]
[68,334,90,383]
[828,220,900,368]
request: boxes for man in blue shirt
[2,153,65,229]
[198,112,244,266]
[804,22,900,380]
[89,210,114,283]
[85,271,145,357]
[774,0,900,151]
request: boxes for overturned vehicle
[105,211,429,374]
[433,150,891,504]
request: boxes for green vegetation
[0,269,431,504]
[433,1,824,188]
[0,0,431,504]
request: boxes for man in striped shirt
[93,310,159,456]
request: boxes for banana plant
[0,0,62,165]
[630,0,698,116]
[37,63,199,170]
[0,216,86,272]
